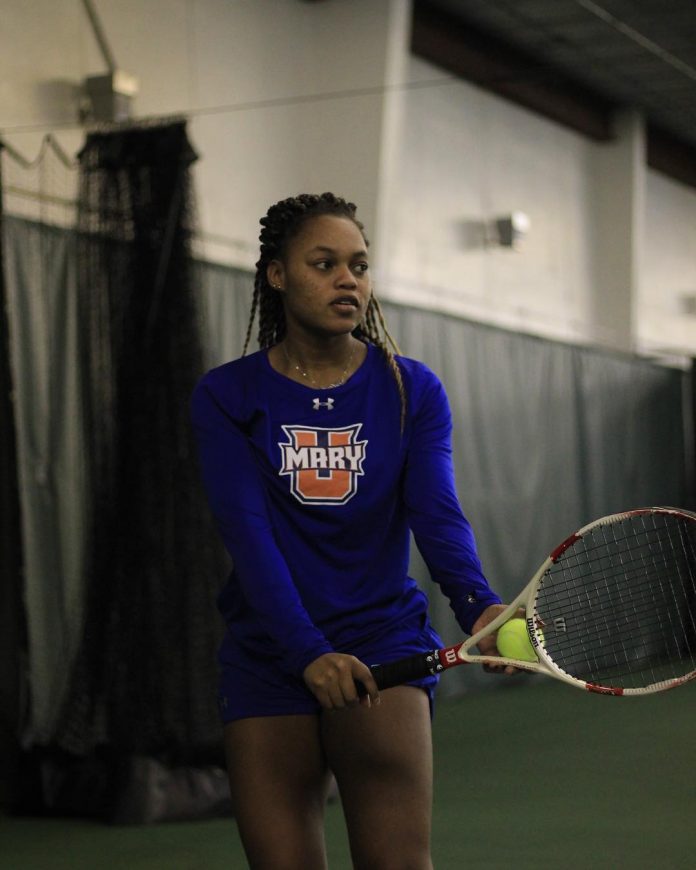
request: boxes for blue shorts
[217,616,442,723]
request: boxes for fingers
[477,635,521,676]
[483,654,521,675]
[353,663,380,709]
[483,661,518,675]
[470,603,508,636]
[303,653,381,711]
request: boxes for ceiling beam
[647,125,696,189]
[411,0,616,141]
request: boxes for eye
[353,262,369,276]
[314,260,332,271]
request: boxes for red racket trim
[585,683,624,696]
[549,534,580,562]
[437,644,466,671]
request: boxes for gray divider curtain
[0,145,29,810]
[3,218,83,749]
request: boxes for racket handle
[358,650,441,694]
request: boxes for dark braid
[244,192,407,430]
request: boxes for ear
[266,260,286,292]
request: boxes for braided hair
[243,192,407,430]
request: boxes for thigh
[321,686,434,870]
[224,715,331,870]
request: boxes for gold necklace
[282,341,357,389]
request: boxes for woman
[191,193,510,869]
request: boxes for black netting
[55,122,227,761]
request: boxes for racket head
[527,507,696,695]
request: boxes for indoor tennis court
[3,680,695,869]
[2,2,696,868]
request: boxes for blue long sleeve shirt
[191,343,500,678]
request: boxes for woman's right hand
[303,652,380,711]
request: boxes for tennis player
[191,193,510,869]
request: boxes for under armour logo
[313,397,335,410]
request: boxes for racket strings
[534,511,696,689]
[568,522,696,682]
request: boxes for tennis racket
[368,507,696,696]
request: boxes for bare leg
[321,686,434,870]
[223,715,331,869]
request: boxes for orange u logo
[279,424,367,505]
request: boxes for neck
[284,332,357,369]
[279,332,364,389]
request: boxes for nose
[335,264,357,287]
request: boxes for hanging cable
[0,134,78,170]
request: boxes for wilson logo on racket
[279,424,367,505]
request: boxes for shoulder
[394,354,441,388]
[199,351,263,390]
[394,354,448,405]
[388,353,451,434]
[191,351,266,422]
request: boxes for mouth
[331,295,360,312]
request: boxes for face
[267,215,371,340]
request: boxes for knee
[350,836,433,870]
[237,818,328,870]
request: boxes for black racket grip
[357,650,440,694]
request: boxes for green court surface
[2,678,694,869]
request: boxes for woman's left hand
[470,604,521,675]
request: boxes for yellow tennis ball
[496,618,538,662]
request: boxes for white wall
[378,57,599,346]
[1,0,695,357]
[640,169,696,356]
[1,0,407,263]
[379,56,696,358]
